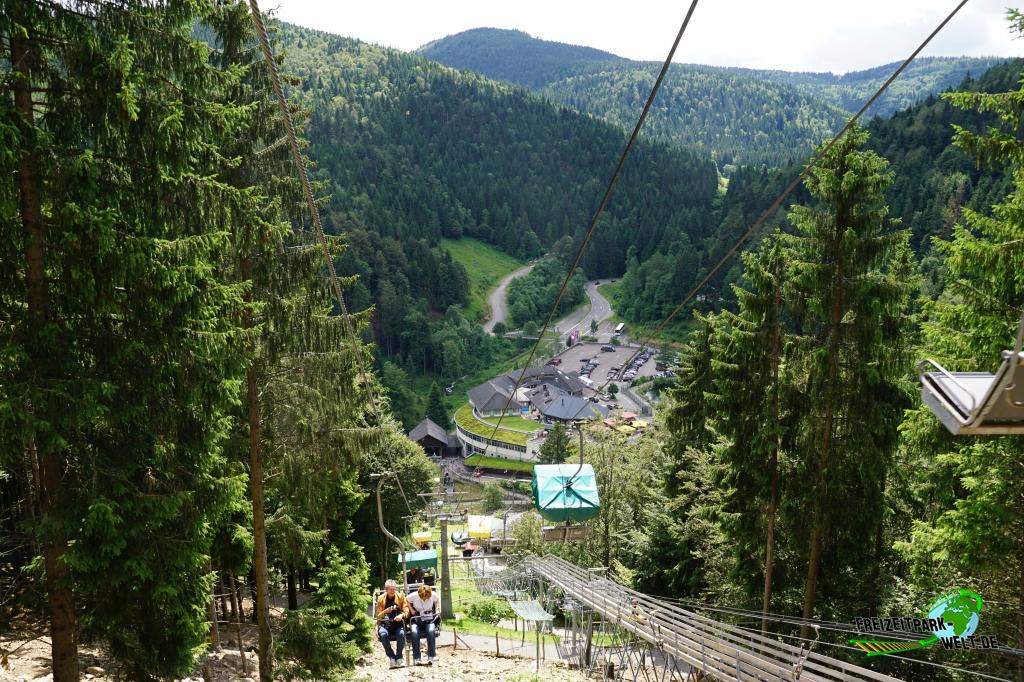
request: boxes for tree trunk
[248,571,258,623]
[229,573,249,676]
[11,12,78,680]
[208,569,221,652]
[802,260,843,639]
[1017,536,1024,682]
[287,571,298,611]
[868,473,887,618]
[220,574,230,622]
[761,276,782,635]
[247,364,273,682]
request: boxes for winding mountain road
[553,280,617,342]
[484,263,534,334]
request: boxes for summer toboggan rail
[519,555,903,682]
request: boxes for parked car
[547,357,562,366]
[601,345,615,352]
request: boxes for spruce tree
[898,30,1024,676]
[783,126,911,632]
[710,233,789,631]
[634,314,718,596]
[1,1,280,676]
[426,382,450,428]
[538,422,572,464]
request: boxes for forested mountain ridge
[273,22,720,392]
[418,27,621,88]
[615,58,1024,325]
[725,55,1009,117]
[419,28,1006,165]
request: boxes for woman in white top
[406,584,441,665]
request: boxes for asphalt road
[553,280,616,342]
[483,263,534,334]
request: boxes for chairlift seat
[541,524,591,542]
[919,351,1024,435]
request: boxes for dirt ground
[351,648,585,682]
[2,611,586,682]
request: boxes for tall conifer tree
[899,23,1024,676]
[710,233,789,631]
[783,126,911,632]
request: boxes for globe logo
[928,589,983,642]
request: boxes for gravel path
[484,263,534,334]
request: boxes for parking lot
[553,342,658,394]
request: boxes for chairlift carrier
[531,463,600,523]
[919,305,1024,436]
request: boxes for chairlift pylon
[919,306,1024,435]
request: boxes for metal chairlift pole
[439,516,453,619]
[373,473,410,665]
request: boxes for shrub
[482,481,505,513]
[466,597,515,624]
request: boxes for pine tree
[1,1,281,676]
[783,125,911,632]
[898,27,1024,676]
[710,233,789,631]
[538,422,572,464]
[634,314,719,596]
[426,382,450,428]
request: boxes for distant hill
[418,28,1007,165]
[722,56,1010,118]
[419,27,622,89]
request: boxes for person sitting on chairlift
[406,584,441,665]
[375,579,409,669]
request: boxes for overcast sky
[273,0,1020,73]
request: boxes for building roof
[408,418,449,445]
[503,366,585,394]
[539,395,609,421]
[471,365,586,414]
[468,376,516,413]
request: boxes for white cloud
[273,0,1021,73]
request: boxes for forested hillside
[273,23,719,393]
[420,28,1005,166]
[614,59,1024,326]
[7,4,1024,681]
[418,27,621,88]
[734,56,1010,118]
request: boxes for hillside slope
[419,28,1005,165]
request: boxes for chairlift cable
[619,0,971,379]
[246,0,415,517]
[477,0,701,460]
[552,0,973,495]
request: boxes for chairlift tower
[417,489,470,619]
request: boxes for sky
[273,0,1021,74]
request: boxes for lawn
[454,402,531,446]
[441,238,523,322]
[463,454,535,474]
[479,413,543,432]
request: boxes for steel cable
[246,0,415,518]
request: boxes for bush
[276,609,361,681]
[466,596,515,624]
[276,545,372,680]
[482,481,505,513]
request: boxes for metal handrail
[917,358,979,415]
